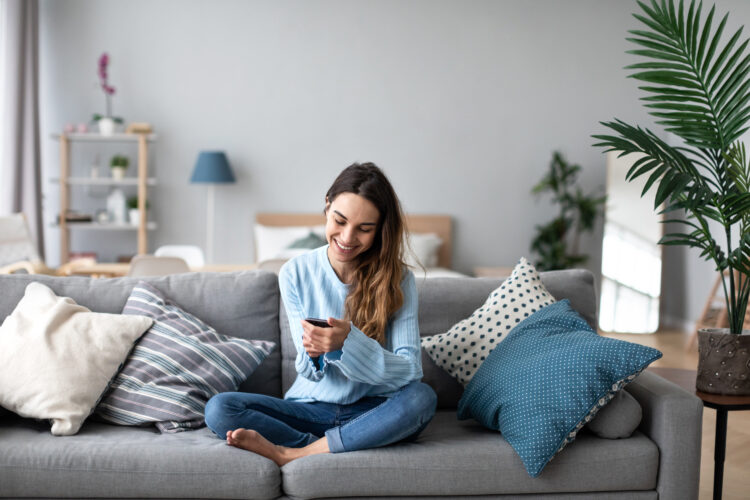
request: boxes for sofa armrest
[625,370,703,500]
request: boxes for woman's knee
[204,392,238,433]
[402,382,438,417]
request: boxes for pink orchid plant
[93,52,123,124]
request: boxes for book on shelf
[57,210,93,223]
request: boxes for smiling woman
[325,193,380,281]
[322,164,409,345]
[204,162,437,466]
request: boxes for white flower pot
[98,117,116,136]
[111,166,126,180]
[128,209,140,226]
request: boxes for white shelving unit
[52,133,158,263]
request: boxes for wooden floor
[602,329,750,500]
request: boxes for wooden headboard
[255,213,453,268]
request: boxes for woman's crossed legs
[204,382,437,465]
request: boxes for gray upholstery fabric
[586,388,643,439]
[290,494,656,500]
[626,371,703,500]
[0,419,280,499]
[415,270,597,336]
[281,411,658,499]
[0,271,283,397]
[2,495,657,500]
[281,269,597,406]
[0,270,703,500]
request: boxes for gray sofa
[0,269,702,500]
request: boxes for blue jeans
[204,382,437,453]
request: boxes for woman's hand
[301,317,352,358]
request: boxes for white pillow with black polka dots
[421,257,556,386]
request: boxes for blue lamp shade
[190,151,236,184]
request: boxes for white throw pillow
[405,232,442,268]
[0,282,152,435]
[421,257,556,386]
[254,224,326,262]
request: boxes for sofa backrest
[1,268,597,408]
[0,271,283,398]
[280,269,597,408]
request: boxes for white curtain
[0,0,44,259]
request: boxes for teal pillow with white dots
[457,299,662,478]
[421,257,555,386]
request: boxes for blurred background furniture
[63,261,257,277]
[52,133,158,264]
[0,213,94,275]
[155,245,205,268]
[127,255,190,277]
[0,213,44,273]
[253,213,464,277]
[473,266,515,278]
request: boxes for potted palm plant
[593,0,750,394]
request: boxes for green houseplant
[126,196,149,226]
[110,154,129,180]
[125,196,150,211]
[530,151,606,271]
[593,0,750,394]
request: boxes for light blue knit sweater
[280,245,423,404]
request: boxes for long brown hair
[325,163,406,344]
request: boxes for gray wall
[37,0,746,328]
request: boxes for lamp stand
[206,184,215,264]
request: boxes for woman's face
[325,192,380,267]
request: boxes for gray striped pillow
[96,282,275,433]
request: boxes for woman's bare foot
[226,429,330,466]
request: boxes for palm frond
[593,0,750,333]
[626,0,750,149]
[593,119,709,204]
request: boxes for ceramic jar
[696,328,750,395]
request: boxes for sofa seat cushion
[280,411,658,499]
[0,418,280,499]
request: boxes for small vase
[106,188,126,225]
[696,328,750,395]
[98,117,116,136]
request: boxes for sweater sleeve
[278,263,326,382]
[325,271,423,391]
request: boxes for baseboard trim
[660,314,694,333]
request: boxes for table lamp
[190,151,236,264]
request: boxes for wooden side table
[649,367,750,500]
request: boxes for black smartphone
[304,317,331,328]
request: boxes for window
[599,221,661,333]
